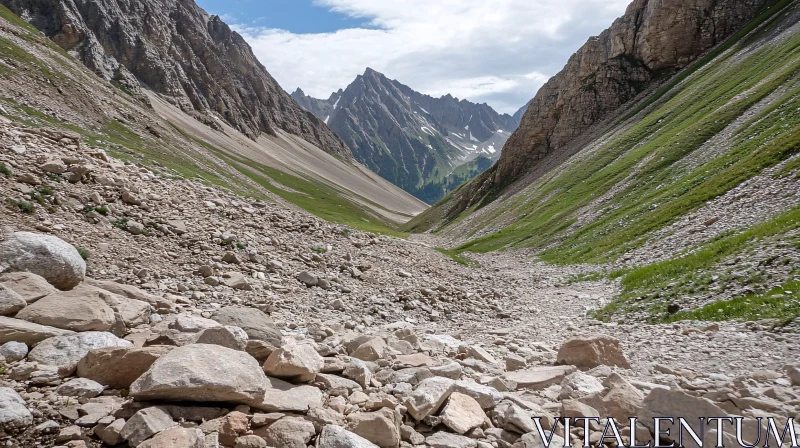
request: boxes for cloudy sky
[196,0,630,114]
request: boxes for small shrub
[31,194,47,206]
[96,206,109,216]
[9,199,35,214]
[236,242,246,250]
[82,205,95,214]
[112,217,129,229]
[75,247,89,260]
[38,186,54,196]
[0,163,10,177]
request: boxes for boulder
[16,285,116,331]
[440,392,485,435]
[211,307,282,346]
[0,272,57,303]
[259,416,316,448]
[0,341,28,362]
[199,411,248,446]
[493,401,537,434]
[0,232,86,289]
[83,278,174,312]
[503,366,576,390]
[0,316,73,346]
[317,424,380,448]
[347,408,401,447]
[170,313,221,333]
[581,373,643,422]
[343,359,372,388]
[193,326,248,350]
[0,284,26,315]
[252,376,324,412]
[263,343,324,383]
[561,371,604,396]
[77,346,172,388]
[138,426,205,448]
[425,432,478,448]
[27,332,131,372]
[120,407,177,446]
[130,344,268,405]
[0,387,33,429]
[453,381,502,410]
[406,377,455,421]
[351,337,388,361]
[556,335,630,369]
[55,378,105,399]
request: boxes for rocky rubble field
[1,119,799,447]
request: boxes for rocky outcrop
[1,0,352,159]
[291,68,519,204]
[437,0,769,218]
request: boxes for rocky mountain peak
[292,68,521,204]
[1,0,352,159]
[439,0,770,217]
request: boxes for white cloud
[233,0,630,114]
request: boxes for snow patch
[324,115,330,124]
[332,96,341,110]
[419,107,430,114]
[486,144,496,154]
[421,126,435,137]
[469,132,479,142]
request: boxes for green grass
[0,163,10,177]
[593,207,800,321]
[74,247,89,261]
[665,280,800,323]
[8,199,35,214]
[435,248,480,267]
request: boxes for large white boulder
[130,344,268,405]
[0,232,86,290]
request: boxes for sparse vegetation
[435,248,479,267]
[113,217,130,230]
[0,163,11,177]
[75,246,90,260]
[9,199,35,214]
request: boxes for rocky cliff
[292,68,520,204]
[438,0,770,218]
[1,0,352,159]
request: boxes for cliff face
[292,68,519,204]
[444,0,769,217]
[2,0,352,159]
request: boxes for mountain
[408,0,800,322]
[417,0,774,221]
[0,0,351,160]
[511,99,531,123]
[291,68,520,204]
[0,1,425,233]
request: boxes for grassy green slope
[444,1,799,259]
[416,1,800,322]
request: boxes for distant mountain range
[292,68,521,204]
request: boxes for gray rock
[211,307,282,346]
[139,426,205,448]
[0,316,74,346]
[317,424,380,448]
[263,343,324,383]
[77,345,172,388]
[0,341,28,362]
[120,407,177,446]
[259,416,316,448]
[406,377,455,421]
[193,326,248,350]
[0,232,86,289]
[425,431,478,448]
[16,285,116,331]
[0,387,33,429]
[56,378,105,399]
[0,272,57,303]
[27,331,131,372]
[297,271,318,287]
[252,376,324,412]
[130,344,268,405]
[0,284,26,315]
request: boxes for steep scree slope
[0,0,352,159]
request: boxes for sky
[195,0,631,114]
